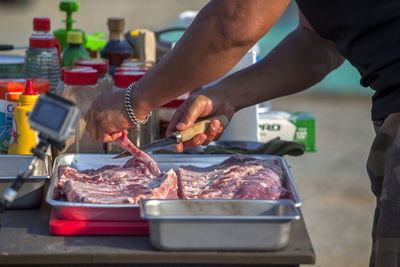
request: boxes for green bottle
[61,31,90,66]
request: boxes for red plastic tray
[49,210,149,236]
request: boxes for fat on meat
[177,154,287,200]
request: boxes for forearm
[203,24,344,111]
[132,0,289,117]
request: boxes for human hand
[166,93,235,152]
[85,90,150,143]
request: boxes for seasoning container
[111,71,157,150]
[55,66,93,96]
[113,71,145,91]
[22,17,61,92]
[0,78,49,153]
[61,31,90,67]
[8,79,39,155]
[0,55,24,78]
[75,58,113,94]
[62,68,102,153]
[100,18,133,76]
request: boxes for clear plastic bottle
[61,31,90,67]
[75,58,113,94]
[100,18,133,77]
[61,68,101,153]
[22,17,61,92]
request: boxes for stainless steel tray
[140,199,300,251]
[46,154,302,221]
[0,155,51,209]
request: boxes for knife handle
[177,115,229,143]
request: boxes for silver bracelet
[124,82,152,125]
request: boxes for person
[85,1,400,266]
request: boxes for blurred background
[0,0,376,266]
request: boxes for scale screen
[30,100,69,132]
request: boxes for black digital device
[28,92,79,142]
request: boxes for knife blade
[112,115,229,159]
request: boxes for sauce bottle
[61,31,90,67]
[100,17,133,76]
[8,79,39,154]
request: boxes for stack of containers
[22,17,61,92]
[61,68,102,153]
[75,59,113,94]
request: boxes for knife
[113,115,229,158]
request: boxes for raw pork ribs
[177,154,287,200]
[56,131,178,204]
[56,132,287,203]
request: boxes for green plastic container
[61,32,90,66]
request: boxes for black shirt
[295,0,400,121]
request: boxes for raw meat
[55,132,177,204]
[177,154,287,200]
[57,166,178,203]
[112,130,160,176]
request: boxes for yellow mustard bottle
[8,79,39,154]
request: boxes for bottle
[53,1,85,51]
[55,66,92,96]
[100,18,133,76]
[22,17,61,92]
[8,79,39,154]
[62,68,101,153]
[75,58,113,94]
[61,32,90,67]
[111,71,156,150]
[112,71,145,92]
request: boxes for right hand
[166,93,236,152]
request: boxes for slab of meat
[177,154,287,200]
[57,166,178,203]
[55,132,177,204]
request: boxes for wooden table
[0,204,315,266]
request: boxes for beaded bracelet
[124,82,152,125]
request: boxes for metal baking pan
[0,155,51,209]
[140,199,300,251]
[46,154,302,221]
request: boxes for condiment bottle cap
[107,17,125,32]
[75,59,109,75]
[114,71,145,88]
[33,17,50,31]
[65,68,98,85]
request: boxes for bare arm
[85,0,290,142]
[167,11,345,150]
[133,0,291,117]
[203,11,344,112]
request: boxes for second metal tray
[46,154,302,221]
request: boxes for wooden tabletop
[0,204,315,266]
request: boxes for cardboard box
[258,111,315,152]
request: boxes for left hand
[85,90,136,142]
